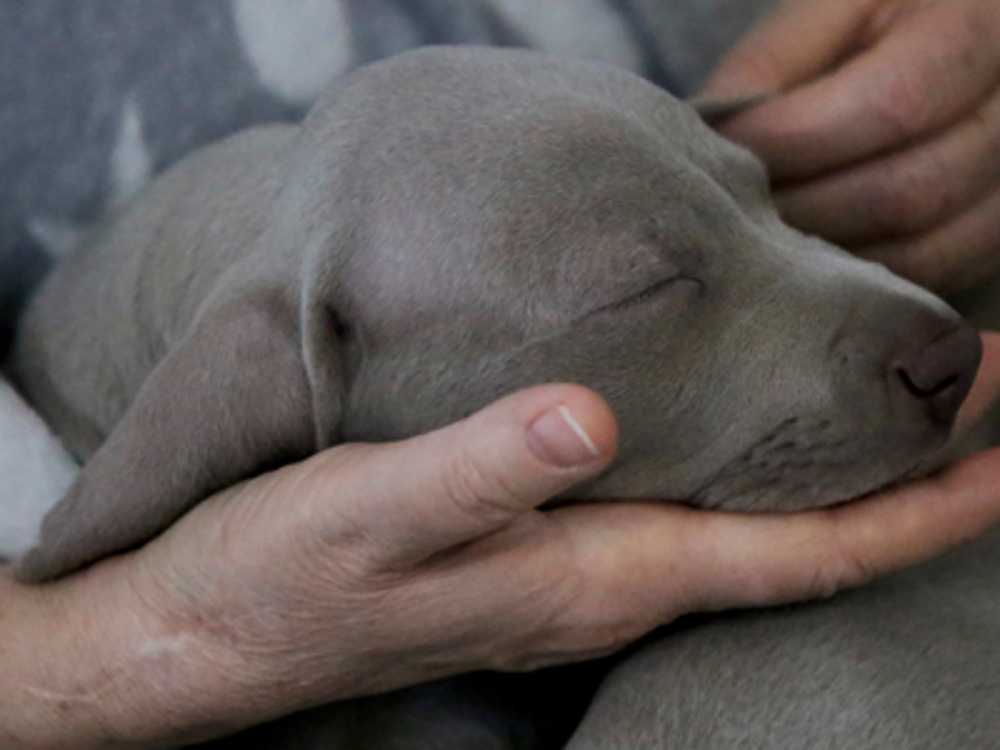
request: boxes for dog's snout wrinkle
[689,416,856,511]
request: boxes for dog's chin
[552,421,957,512]
[690,448,949,513]
[676,410,960,513]
[555,456,938,512]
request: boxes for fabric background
[0,0,777,358]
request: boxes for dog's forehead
[317,46,760,188]
[303,48,778,244]
[351,83,763,252]
[312,48,786,325]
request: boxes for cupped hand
[24,335,993,747]
[701,0,1000,293]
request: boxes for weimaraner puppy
[9,47,984,745]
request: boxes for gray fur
[568,528,1000,750]
[13,46,970,581]
[9,47,983,746]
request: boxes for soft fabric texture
[0,378,77,560]
[0,0,776,354]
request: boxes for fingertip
[700,65,780,103]
[512,384,618,468]
[543,384,619,461]
[975,330,1000,390]
[968,329,1000,394]
[955,331,1000,433]
[718,0,1000,183]
[700,0,876,100]
[978,330,1000,362]
[691,91,781,128]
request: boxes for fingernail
[690,90,777,125]
[527,405,603,468]
[692,88,777,104]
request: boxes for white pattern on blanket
[0,377,78,560]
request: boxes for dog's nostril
[894,324,982,426]
[898,369,959,398]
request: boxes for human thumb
[307,384,617,568]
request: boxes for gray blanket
[0,0,776,356]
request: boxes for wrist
[0,559,249,748]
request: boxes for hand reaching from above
[703,0,1000,293]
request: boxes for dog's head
[273,47,980,512]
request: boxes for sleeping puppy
[11,47,980,593]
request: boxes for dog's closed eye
[589,274,704,316]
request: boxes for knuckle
[904,240,953,292]
[493,618,642,673]
[870,155,957,235]
[724,43,785,90]
[807,563,849,601]
[970,100,1000,162]
[304,442,380,484]
[821,519,880,595]
[297,445,376,519]
[439,449,523,526]
[508,555,653,670]
[293,445,391,559]
[840,548,879,589]
[583,618,652,656]
[870,239,948,293]
[486,532,639,672]
[961,1,1000,55]
[870,66,935,144]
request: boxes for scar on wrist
[136,635,192,661]
[23,672,122,706]
[22,635,194,707]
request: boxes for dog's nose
[894,324,982,426]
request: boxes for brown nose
[894,324,982,426]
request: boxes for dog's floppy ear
[15,285,345,583]
[688,91,776,126]
[302,294,347,450]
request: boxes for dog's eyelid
[587,273,701,317]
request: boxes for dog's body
[568,527,1000,750]
[9,48,991,746]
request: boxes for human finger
[953,331,1000,438]
[855,183,1000,293]
[775,86,1000,246]
[716,0,1000,182]
[540,445,1000,643]
[683,444,1000,610]
[293,384,616,569]
[700,0,881,100]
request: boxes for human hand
[701,0,1000,293]
[6,335,1000,748]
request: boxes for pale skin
[702,0,1000,293]
[5,0,1000,745]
